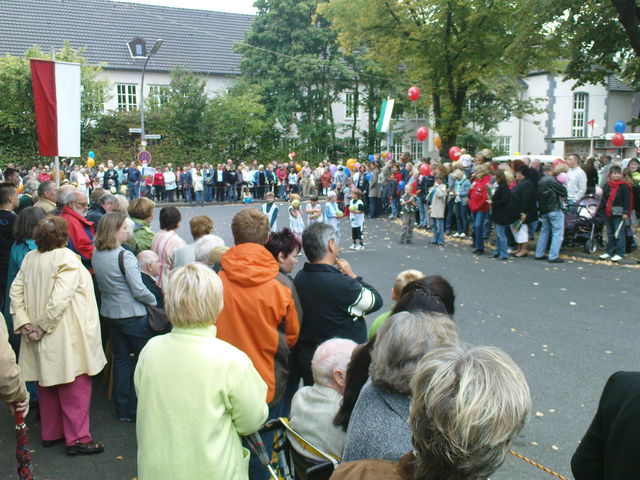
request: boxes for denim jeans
[246,399,284,480]
[195,190,204,205]
[494,224,509,259]
[107,315,152,418]
[528,220,539,242]
[445,198,456,233]
[128,182,140,200]
[417,196,427,226]
[369,196,379,218]
[473,211,488,251]
[455,202,469,234]
[205,184,214,202]
[432,218,445,245]
[605,216,626,257]
[535,210,564,260]
[183,187,193,203]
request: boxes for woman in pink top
[150,207,186,291]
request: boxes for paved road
[1,203,637,480]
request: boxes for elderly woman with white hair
[134,263,268,480]
[341,311,458,463]
[331,345,531,480]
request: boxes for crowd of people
[0,149,637,480]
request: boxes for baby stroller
[563,195,605,254]
[246,417,338,480]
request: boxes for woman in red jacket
[468,164,493,255]
[153,170,165,202]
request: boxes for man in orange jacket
[216,207,300,480]
[216,207,300,405]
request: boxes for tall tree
[319,0,551,156]
[238,0,352,160]
[543,0,640,86]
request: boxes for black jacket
[293,263,383,380]
[508,178,538,223]
[86,203,106,227]
[490,183,511,226]
[597,182,632,218]
[571,371,640,480]
[537,175,567,214]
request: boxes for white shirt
[163,171,177,190]
[567,166,587,202]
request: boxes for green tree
[238,0,352,161]
[206,83,270,161]
[543,0,640,86]
[319,0,551,157]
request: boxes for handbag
[118,250,170,334]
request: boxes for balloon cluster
[612,121,626,147]
[87,150,95,168]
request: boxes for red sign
[137,150,151,164]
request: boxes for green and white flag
[376,98,394,133]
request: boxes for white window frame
[410,138,424,160]
[345,91,358,120]
[148,84,169,107]
[572,92,588,137]
[392,134,404,158]
[496,136,511,154]
[117,84,138,112]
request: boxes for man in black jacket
[534,163,567,263]
[292,222,382,388]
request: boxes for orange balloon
[17,184,24,194]
[87,158,95,168]
[296,164,302,172]
[346,158,357,171]
[434,136,442,150]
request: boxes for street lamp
[127,37,163,149]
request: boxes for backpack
[469,177,489,212]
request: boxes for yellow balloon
[87,158,95,168]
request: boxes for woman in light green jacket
[134,263,268,480]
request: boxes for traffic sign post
[138,150,151,164]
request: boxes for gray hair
[311,338,357,387]
[23,180,39,196]
[59,186,81,206]
[370,311,458,395]
[99,192,118,206]
[124,217,135,242]
[302,221,337,263]
[410,345,531,480]
[37,180,56,196]
[194,234,226,264]
[137,249,159,271]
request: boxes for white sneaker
[356,244,364,251]
[611,254,623,262]
[599,253,610,260]
[452,233,460,238]
[458,233,466,238]
[349,244,356,250]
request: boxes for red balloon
[408,86,420,102]
[611,132,625,147]
[419,164,431,176]
[416,126,429,142]
[449,146,461,161]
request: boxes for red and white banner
[30,59,81,157]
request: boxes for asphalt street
[0,202,637,480]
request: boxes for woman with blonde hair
[92,212,156,422]
[134,263,268,480]
[11,216,106,454]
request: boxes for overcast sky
[118,0,257,15]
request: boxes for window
[392,133,404,158]
[496,136,511,154]
[345,92,358,119]
[411,138,424,160]
[572,93,587,137]
[148,85,169,107]
[117,84,138,112]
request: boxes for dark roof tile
[0,0,254,76]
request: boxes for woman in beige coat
[11,216,106,455]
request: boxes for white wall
[100,69,238,111]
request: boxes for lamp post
[127,37,163,149]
